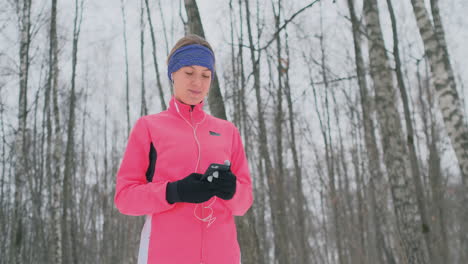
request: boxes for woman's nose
[191,75,202,86]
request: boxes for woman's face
[172,65,212,105]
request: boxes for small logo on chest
[209,131,221,136]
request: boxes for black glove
[166,173,215,204]
[212,170,237,200]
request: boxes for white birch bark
[410,0,468,182]
[364,0,428,262]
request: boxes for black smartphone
[201,163,231,181]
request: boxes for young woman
[114,34,253,264]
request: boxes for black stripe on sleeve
[145,142,157,182]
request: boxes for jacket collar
[168,96,206,124]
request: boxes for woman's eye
[185,72,193,75]
[202,75,210,79]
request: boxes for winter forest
[1,0,468,263]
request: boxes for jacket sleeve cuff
[221,181,253,216]
[166,181,181,204]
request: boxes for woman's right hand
[166,173,215,204]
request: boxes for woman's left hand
[212,171,237,200]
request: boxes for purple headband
[167,44,215,81]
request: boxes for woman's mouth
[189,90,202,95]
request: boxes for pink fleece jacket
[114,96,253,264]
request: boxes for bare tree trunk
[157,0,170,55]
[31,56,48,264]
[334,90,356,264]
[25,29,49,264]
[284,27,309,264]
[429,0,454,97]
[311,75,343,264]
[0,96,5,246]
[236,0,249,166]
[0,96,8,263]
[46,0,62,262]
[244,0,288,262]
[227,1,263,264]
[78,66,90,264]
[386,0,434,261]
[51,29,63,264]
[140,0,148,116]
[410,1,468,259]
[349,116,368,264]
[410,0,468,195]
[429,1,468,260]
[416,60,450,263]
[363,0,428,262]
[145,0,167,110]
[273,0,284,206]
[316,5,345,263]
[229,0,239,126]
[11,1,31,263]
[44,0,62,264]
[62,1,83,263]
[102,96,110,263]
[271,1,292,262]
[184,0,227,119]
[184,0,204,37]
[120,0,131,134]
[428,127,449,263]
[346,2,387,263]
[319,188,331,264]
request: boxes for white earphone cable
[174,100,215,227]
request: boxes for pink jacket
[114,96,253,264]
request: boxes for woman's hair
[166,34,215,65]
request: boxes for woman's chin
[179,96,203,105]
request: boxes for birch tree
[10,1,31,263]
[45,0,62,262]
[410,0,468,181]
[364,0,428,262]
[386,0,434,260]
[410,0,468,259]
[346,0,388,262]
[62,0,83,262]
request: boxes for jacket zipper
[190,109,205,264]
